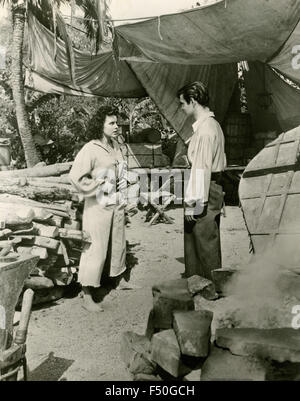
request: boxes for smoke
[214,241,300,330]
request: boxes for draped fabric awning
[25,0,300,143]
[25,14,237,142]
[269,19,300,86]
[114,0,300,65]
[244,62,300,133]
[26,14,146,98]
[128,61,237,142]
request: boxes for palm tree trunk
[11,4,40,167]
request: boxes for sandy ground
[22,205,251,381]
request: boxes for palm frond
[75,0,110,53]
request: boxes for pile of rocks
[121,273,300,381]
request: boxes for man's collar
[192,109,215,133]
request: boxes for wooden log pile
[0,163,89,306]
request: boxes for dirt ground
[22,205,251,381]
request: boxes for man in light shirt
[177,81,226,280]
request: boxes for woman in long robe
[69,106,127,311]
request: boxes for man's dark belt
[211,171,223,185]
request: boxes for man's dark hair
[177,81,209,107]
[87,105,118,140]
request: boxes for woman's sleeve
[69,145,105,198]
[185,128,214,215]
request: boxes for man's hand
[184,215,197,222]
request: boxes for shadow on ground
[26,352,74,381]
[94,241,139,303]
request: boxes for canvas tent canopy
[25,0,300,145]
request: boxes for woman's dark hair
[87,105,118,140]
[177,81,209,107]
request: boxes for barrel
[0,138,11,171]
[223,112,252,165]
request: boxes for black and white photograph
[0,0,299,385]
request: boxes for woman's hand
[116,178,127,192]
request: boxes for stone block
[201,345,268,381]
[145,309,156,339]
[266,361,300,381]
[152,279,194,329]
[120,331,156,376]
[151,329,191,378]
[187,275,218,300]
[173,310,213,357]
[133,373,162,381]
[211,268,240,295]
[183,369,201,381]
[216,328,300,363]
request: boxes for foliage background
[0,13,178,168]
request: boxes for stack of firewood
[0,163,89,305]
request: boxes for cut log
[58,228,90,242]
[6,223,33,231]
[33,223,59,238]
[24,276,54,290]
[17,245,48,260]
[0,184,74,201]
[36,254,58,272]
[0,210,34,227]
[13,235,60,251]
[61,266,77,274]
[0,229,12,238]
[12,235,35,242]
[54,200,73,208]
[0,253,20,263]
[26,178,76,193]
[45,268,73,286]
[12,226,36,236]
[0,245,13,256]
[29,174,71,185]
[63,219,81,230]
[0,238,22,248]
[47,215,64,227]
[0,194,71,213]
[45,174,71,184]
[0,162,72,178]
[44,209,70,218]
[0,203,52,223]
[57,240,69,265]
[32,236,60,250]
[0,177,26,186]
